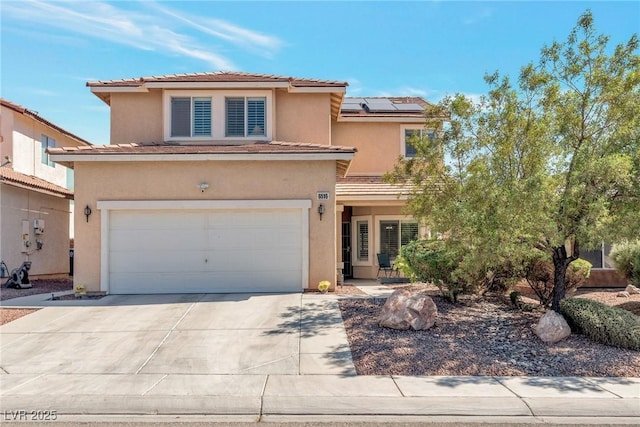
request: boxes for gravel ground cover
[0,278,72,325]
[0,278,72,301]
[340,284,640,377]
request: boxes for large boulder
[534,310,571,343]
[378,289,438,331]
[625,284,640,295]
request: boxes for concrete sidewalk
[1,373,638,423]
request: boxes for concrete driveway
[0,293,355,376]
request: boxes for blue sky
[1,1,638,146]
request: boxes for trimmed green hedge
[559,298,640,350]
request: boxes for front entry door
[341,222,353,278]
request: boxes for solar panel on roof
[394,103,424,112]
[341,103,363,112]
[344,97,365,103]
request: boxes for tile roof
[87,71,348,88]
[48,141,356,155]
[0,167,74,199]
[0,98,92,146]
[336,175,412,199]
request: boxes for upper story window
[225,97,266,137]
[41,135,55,167]
[171,97,212,137]
[164,90,271,142]
[403,127,435,158]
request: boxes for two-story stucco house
[0,98,92,278]
[49,72,443,294]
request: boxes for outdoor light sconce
[84,205,92,222]
[318,204,325,221]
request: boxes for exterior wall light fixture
[84,205,92,222]
[318,204,325,221]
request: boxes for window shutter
[357,221,369,261]
[171,97,191,137]
[192,97,211,136]
[401,222,419,246]
[247,97,266,136]
[226,97,245,137]
[380,221,400,259]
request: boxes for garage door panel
[111,211,207,230]
[110,250,207,273]
[110,270,301,294]
[108,208,304,294]
[111,230,208,251]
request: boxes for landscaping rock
[625,285,640,295]
[378,289,438,331]
[617,291,630,298]
[534,310,571,343]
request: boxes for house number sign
[316,192,330,201]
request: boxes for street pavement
[0,286,638,425]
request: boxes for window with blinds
[356,221,369,261]
[225,97,245,137]
[248,97,266,136]
[380,220,419,259]
[192,97,211,136]
[171,97,211,137]
[226,97,266,137]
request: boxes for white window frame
[400,125,435,158]
[352,215,372,266]
[375,215,424,260]
[163,90,273,142]
[41,134,55,167]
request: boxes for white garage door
[108,208,303,294]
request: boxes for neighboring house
[48,72,442,294]
[0,98,91,278]
[582,243,627,287]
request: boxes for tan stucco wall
[332,121,403,175]
[73,160,337,293]
[0,184,71,277]
[275,91,331,145]
[110,91,163,145]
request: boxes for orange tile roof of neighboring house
[336,175,412,199]
[0,167,74,199]
[86,71,348,88]
[0,98,92,146]
[48,140,357,155]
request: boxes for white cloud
[149,2,284,58]
[1,0,284,70]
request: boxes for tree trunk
[551,247,569,312]
[551,240,580,312]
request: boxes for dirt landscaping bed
[1,277,73,301]
[1,278,73,325]
[339,283,640,377]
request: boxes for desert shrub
[610,240,640,286]
[525,257,592,307]
[615,301,640,316]
[559,298,640,350]
[400,240,467,302]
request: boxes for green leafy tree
[387,11,640,311]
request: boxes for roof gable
[0,98,92,146]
